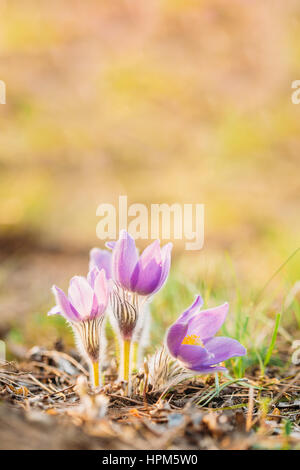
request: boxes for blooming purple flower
[111,230,172,296]
[49,268,109,322]
[107,230,172,341]
[166,295,246,374]
[48,268,109,387]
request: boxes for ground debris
[0,349,300,450]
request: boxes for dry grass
[1,344,300,450]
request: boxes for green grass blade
[196,378,247,407]
[264,313,281,367]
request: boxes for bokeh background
[0,0,299,360]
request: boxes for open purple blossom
[50,268,108,322]
[111,230,172,296]
[108,229,172,342]
[49,268,109,387]
[166,295,246,374]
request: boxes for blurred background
[0,0,299,357]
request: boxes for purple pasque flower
[49,268,109,371]
[50,268,109,323]
[108,230,172,341]
[112,230,172,297]
[166,295,246,374]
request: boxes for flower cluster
[48,230,246,392]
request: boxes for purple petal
[112,230,138,290]
[105,241,116,250]
[133,260,162,295]
[166,322,189,358]
[89,248,112,279]
[130,240,163,294]
[187,365,227,373]
[51,285,80,322]
[202,337,246,366]
[68,276,94,321]
[47,305,61,316]
[131,241,163,295]
[93,269,109,316]
[90,294,99,319]
[139,240,162,266]
[176,344,210,369]
[87,266,100,288]
[152,242,173,294]
[178,295,204,323]
[186,303,229,341]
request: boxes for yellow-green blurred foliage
[0,0,299,347]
